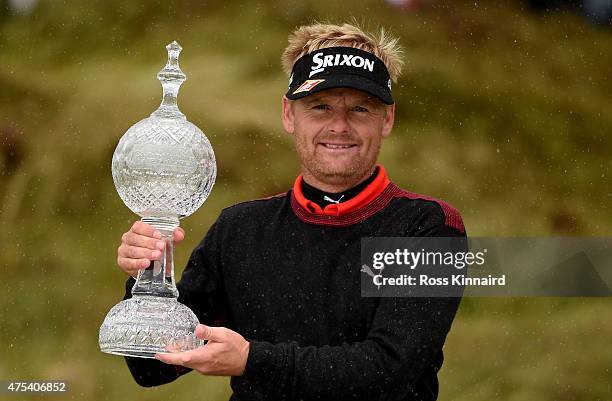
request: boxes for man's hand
[117,221,185,278]
[155,324,250,377]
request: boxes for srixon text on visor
[310,52,375,77]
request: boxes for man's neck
[300,167,379,209]
[300,167,377,194]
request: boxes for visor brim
[286,74,394,105]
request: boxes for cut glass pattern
[99,41,214,358]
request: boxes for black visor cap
[286,46,394,105]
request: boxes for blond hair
[282,22,403,82]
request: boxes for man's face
[282,87,395,189]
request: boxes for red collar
[289,165,465,232]
[292,165,391,218]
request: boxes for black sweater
[123,166,466,401]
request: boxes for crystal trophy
[99,41,216,358]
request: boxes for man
[116,22,466,400]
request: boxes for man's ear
[281,96,295,134]
[381,103,395,138]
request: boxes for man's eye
[353,106,369,113]
[312,104,330,110]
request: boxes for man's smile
[318,142,358,150]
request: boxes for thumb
[195,324,223,342]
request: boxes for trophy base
[101,346,163,359]
[99,295,205,359]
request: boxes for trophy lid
[151,41,187,120]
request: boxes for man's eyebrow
[303,95,326,104]
[302,94,380,107]
[360,95,379,104]
[351,98,381,109]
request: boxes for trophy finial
[167,40,182,52]
[151,40,187,119]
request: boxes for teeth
[323,144,352,149]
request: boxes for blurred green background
[1,0,611,400]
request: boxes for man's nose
[328,110,350,133]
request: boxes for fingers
[195,324,226,342]
[117,222,162,276]
[155,326,249,376]
[122,231,165,250]
[173,227,185,243]
[155,350,186,365]
[132,221,185,242]
[155,348,201,366]
[129,222,185,244]
[131,221,162,238]
[117,221,186,277]
[117,256,151,276]
[164,342,182,353]
[118,243,161,261]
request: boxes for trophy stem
[131,216,180,298]
[99,214,204,358]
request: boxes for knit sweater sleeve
[232,205,466,400]
[122,218,227,387]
